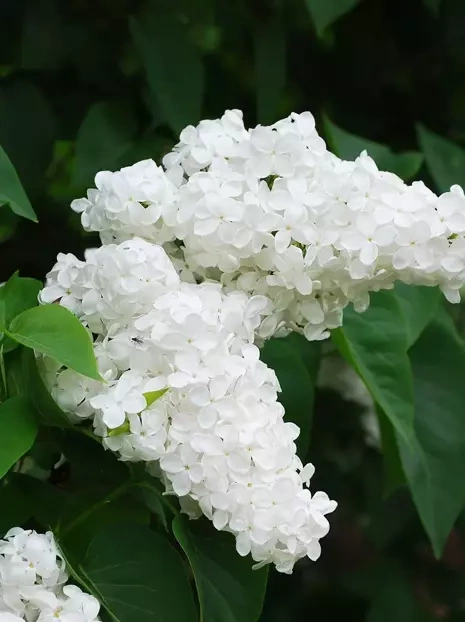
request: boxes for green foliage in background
[2,0,465,620]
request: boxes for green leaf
[0,346,6,401]
[130,13,204,134]
[64,523,197,622]
[7,347,73,428]
[255,17,286,124]
[397,310,465,557]
[260,333,320,457]
[0,396,38,479]
[305,0,362,37]
[0,273,42,327]
[143,387,169,407]
[0,273,42,352]
[332,291,414,443]
[7,305,101,381]
[74,102,137,189]
[393,283,441,348]
[416,124,465,192]
[0,145,37,221]
[324,115,423,181]
[173,516,268,622]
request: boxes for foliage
[2,0,465,620]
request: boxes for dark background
[1,0,465,619]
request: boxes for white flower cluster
[41,109,465,573]
[0,528,100,622]
[40,238,336,573]
[72,110,465,340]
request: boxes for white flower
[268,246,313,295]
[71,159,176,245]
[339,213,396,266]
[105,403,169,462]
[32,585,100,622]
[393,221,432,270]
[0,529,100,622]
[39,253,85,313]
[248,126,297,178]
[160,446,205,496]
[51,369,101,420]
[0,613,23,622]
[0,529,66,589]
[90,371,147,429]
